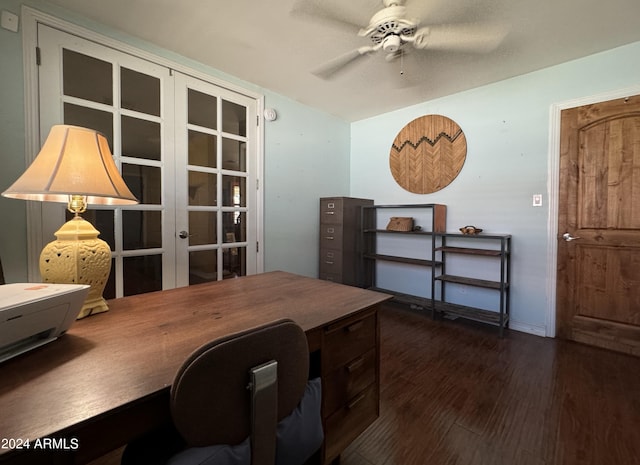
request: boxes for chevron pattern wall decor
[389,114,467,194]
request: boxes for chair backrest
[170,319,310,465]
[0,257,5,285]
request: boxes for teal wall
[0,0,350,282]
[350,41,640,334]
[2,0,639,336]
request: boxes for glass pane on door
[123,255,162,295]
[121,67,161,116]
[64,103,113,140]
[222,138,246,171]
[222,99,246,136]
[224,247,246,278]
[121,116,161,161]
[122,211,162,249]
[188,172,217,206]
[188,89,217,129]
[63,49,112,105]
[189,130,217,168]
[122,164,161,205]
[189,250,217,284]
[189,211,217,246]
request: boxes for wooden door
[557,95,640,356]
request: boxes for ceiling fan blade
[312,46,375,79]
[290,0,368,34]
[413,23,509,53]
[404,0,449,24]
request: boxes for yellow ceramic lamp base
[40,216,111,319]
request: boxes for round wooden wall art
[389,114,467,194]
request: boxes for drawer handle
[346,356,365,373]
[325,261,334,265]
[324,211,335,215]
[347,393,366,410]
[346,320,364,333]
[324,236,334,240]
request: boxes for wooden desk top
[0,271,390,460]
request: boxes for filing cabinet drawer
[320,198,344,224]
[324,312,376,371]
[319,271,342,283]
[323,347,376,416]
[319,249,343,274]
[324,383,378,464]
[319,225,343,250]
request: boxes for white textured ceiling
[45,0,640,121]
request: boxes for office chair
[122,318,323,465]
[0,257,4,285]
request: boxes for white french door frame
[21,5,264,284]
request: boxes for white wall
[350,41,640,336]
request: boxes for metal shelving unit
[360,204,446,311]
[359,204,511,337]
[434,233,511,336]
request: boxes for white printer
[0,283,89,363]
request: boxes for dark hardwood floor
[91,303,640,465]
[341,303,640,465]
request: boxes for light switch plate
[1,10,19,33]
[533,194,543,207]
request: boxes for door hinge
[256,241,259,253]
[256,178,259,190]
[35,46,41,66]
[257,115,259,126]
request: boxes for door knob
[178,230,191,239]
[562,232,581,242]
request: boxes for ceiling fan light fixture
[382,35,402,52]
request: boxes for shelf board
[363,229,434,236]
[435,232,512,239]
[364,253,441,267]
[435,246,504,256]
[368,287,433,309]
[434,301,509,327]
[435,274,507,290]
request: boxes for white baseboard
[509,320,547,338]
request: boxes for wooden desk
[0,271,390,465]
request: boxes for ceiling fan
[309,0,508,79]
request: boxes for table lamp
[2,125,139,318]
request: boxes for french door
[37,24,259,298]
[174,74,257,287]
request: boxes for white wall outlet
[1,10,19,33]
[532,194,543,207]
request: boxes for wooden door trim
[546,84,640,338]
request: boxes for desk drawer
[324,383,378,464]
[323,347,376,416]
[324,312,376,371]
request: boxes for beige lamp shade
[2,125,138,206]
[2,124,138,319]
